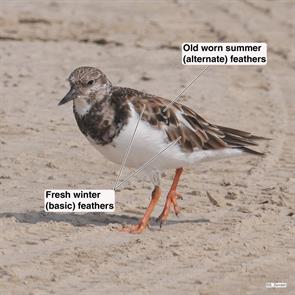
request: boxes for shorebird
[58,66,266,233]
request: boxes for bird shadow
[0,211,210,227]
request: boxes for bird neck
[73,85,112,118]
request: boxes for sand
[0,1,294,294]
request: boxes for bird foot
[172,192,182,216]
[117,185,161,234]
[157,191,182,227]
[118,222,149,234]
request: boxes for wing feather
[120,87,268,154]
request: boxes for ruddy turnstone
[59,66,266,233]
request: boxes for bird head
[58,66,112,107]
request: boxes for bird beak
[58,87,79,106]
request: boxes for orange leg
[120,185,161,234]
[157,167,183,227]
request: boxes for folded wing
[127,88,268,154]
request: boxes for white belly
[86,104,243,173]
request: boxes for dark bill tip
[58,88,78,106]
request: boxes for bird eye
[87,80,94,86]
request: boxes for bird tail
[216,125,270,155]
[234,146,265,155]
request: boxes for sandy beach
[0,1,294,294]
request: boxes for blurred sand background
[0,0,294,294]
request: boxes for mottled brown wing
[126,87,266,154]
